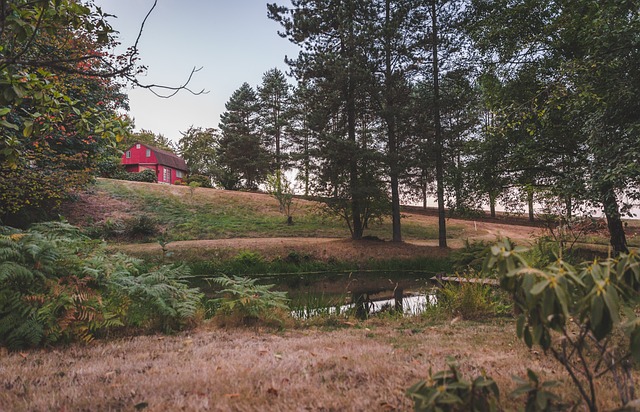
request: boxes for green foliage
[126,169,158,183]
[109,264,202,332]
[436,279,508,320]
[83,218,125,240]
[0,1,134,225]
[177,126,219,186]
[124,215,158,239]
[407,356,500,412]
[0,222,202,349]
[450,240,491,272]
[485,239,640,410]
[217,83,272,190]
[208,275,289,326]
[126,130,175,153]
[186,174,212,188]
[97,159,157,183]
[266,172,296,224]
[511,369,564,412]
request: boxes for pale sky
[95,0,298,142]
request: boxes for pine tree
[269,0,386,240]
[258,68,291,174]
[218,83,272,190]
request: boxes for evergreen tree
[287,82,317,196]
[218,83,271,190]
[269,0,386,239]
[258,68,291,174]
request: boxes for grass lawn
[69,179,465,242]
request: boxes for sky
[94,0,299,143]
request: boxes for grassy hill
[64,178,465,242]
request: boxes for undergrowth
[0,222,202,350]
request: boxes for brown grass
[1,318,634,411]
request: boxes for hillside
[60,179,545,263]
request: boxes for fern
[209,275,290,325]
[110,264,203,331]
[0,223,203,349]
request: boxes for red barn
[121,143,188,185]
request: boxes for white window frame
[176,170,184,178]
[146,148,151,157]
[136,144,141,149]
[126,151,131,158]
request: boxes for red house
[121,143,188,185]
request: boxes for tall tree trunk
[527,188,535,222]
[431,0,447,248]
[489,192,496,218]
[422,175,428,209]
[601,183,628,254]
[385,0,402,242]
[565,196,572,220]
[345,5,363,240]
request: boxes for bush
[407,356,500,412]
[130,169,158,183]
[435,278,506,320]
[97,158,158,183]
[186,174,213,188]
[84,218,126,239]
[450,240,491,272]
[485,239,640,410]
[125,215,158,238]
[208,275,289,327]
[0,222,202,349]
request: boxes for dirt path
[115,218,542,262]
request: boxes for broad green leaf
[530,280,549,295]
[0,119,19,130]
[602,284,620,325]
[590,295,604,330]
[23,120,33,137]
[553,285,569,319]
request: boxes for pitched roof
[132,143,188,171]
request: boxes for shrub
[450,240,491,272]
[485,239,640,411]
[125,214,158,238]
[511,369,564,412]
[108,264,203,332]
[0,222,202,349]
[186,174,213,188]
[98,159,158,183]
[407,356,500,412]
[208,275,289,326]
[84,218,126,239]
[435,277,505,320]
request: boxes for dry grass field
[6,180,627,411]
[1,317,635,412]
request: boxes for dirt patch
[115,237,452,263]
[114,220,541,263]
[0,319,630,411]
[64,188,137,226]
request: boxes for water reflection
[292,292,438,319]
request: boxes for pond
[200,269,442,319]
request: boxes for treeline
[1,1,638,253]
[175,0,639,252]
